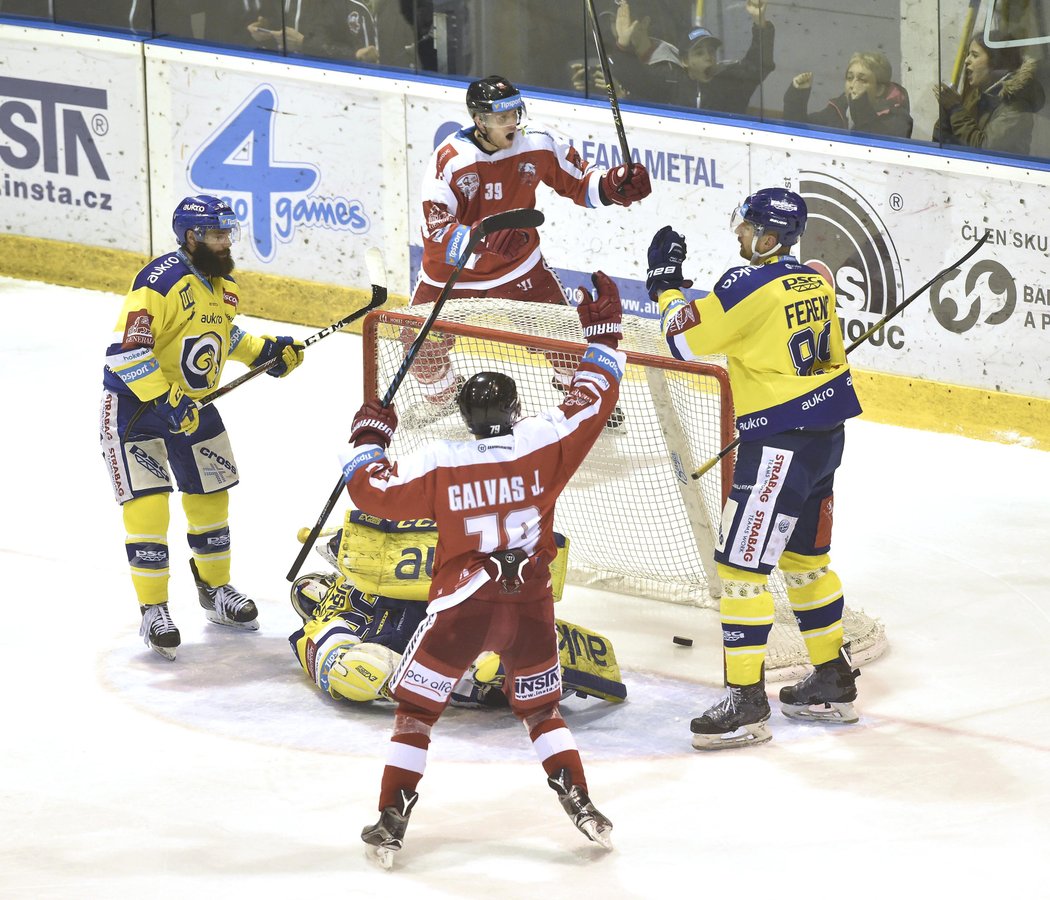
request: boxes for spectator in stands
[197,1,283,47]
[933,30,1046,155]
[784,51,913,138]
[572,0,684,104]
[671,0,774,114]
[278,0,420,68]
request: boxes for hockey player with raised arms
[100,195,305,660]
[407,75,651,411]
[645,188,863,749]
[340,271,626,868]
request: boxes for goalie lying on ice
[288,511,627,706]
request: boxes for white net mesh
[364,298,886,679]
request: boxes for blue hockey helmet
[172,194,240,246]
[732,188,807,248]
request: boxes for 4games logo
[794,172,905,350]
[187,86,370,262]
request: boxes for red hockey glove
[479,228,529,261]
[349,398,398,448]
[575,270,623,349]
[600,163,652,207]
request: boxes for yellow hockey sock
[123,493,170,606]
[717,563,773,686]
[182,492,231,587]
[780,551,845,666]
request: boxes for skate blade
[204,612,260,631]
[364,843,396,870]
[691,721,772,751]
[780,701,858,724]
[147,643,178,661]
[580,820,614,850]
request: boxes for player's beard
[191,243,236,278]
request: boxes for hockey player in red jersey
[341,271,626,868]
[407,75,651,409]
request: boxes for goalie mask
[731,188,807,261]
[458,371,521,437]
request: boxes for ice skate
[547,768,613,850]
[551,375,625,429]
[139,602,180,661]
[361,789,418,870]
[189,559,259,630]
[690,682,772,750]
[779,643,860,723]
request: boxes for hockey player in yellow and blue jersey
[646,187,863,749]
[100,195,305,660]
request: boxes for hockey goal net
[362,298,886,679]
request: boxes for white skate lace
[211,583,253,618]
[140,603,177,638]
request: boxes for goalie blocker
[288,511,626,704]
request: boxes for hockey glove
[479,228,530,261]
[646,225,693,300]
[349,398,398,448]
[254,335,305,377]
[575,270,623,349]
[154,383,199,436]
[600,163,652,207]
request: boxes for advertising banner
[0,25,149,252]
[143,44,410,290]
[749,147,1050,398]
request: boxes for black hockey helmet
[458,371,521,437]
[466,75,525,120]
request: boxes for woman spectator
[933,30,1045,155]
[784,51,912,138]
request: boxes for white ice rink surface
[2,276,1048,899]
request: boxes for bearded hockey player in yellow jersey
[99,195,306,660]
[646,188,863,749]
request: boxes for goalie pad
[328,642,402,702]
[331,510,569,602]
[557,618,627,703]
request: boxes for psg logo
[794,172,904,350]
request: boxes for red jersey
[418,126,605,291]
[341,344,625,610]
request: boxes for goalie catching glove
[575,270,622,349]
[328,641,401,702]
[646,225,693,301]
[599,163,652,208]
[253,335,305,377]
[349,398,398,448]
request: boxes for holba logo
[188,85,370,262]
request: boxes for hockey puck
[672,636,693,647]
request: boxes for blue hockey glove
[646,225,693,300]
[154,383,199,435]
[255,335,305,377]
